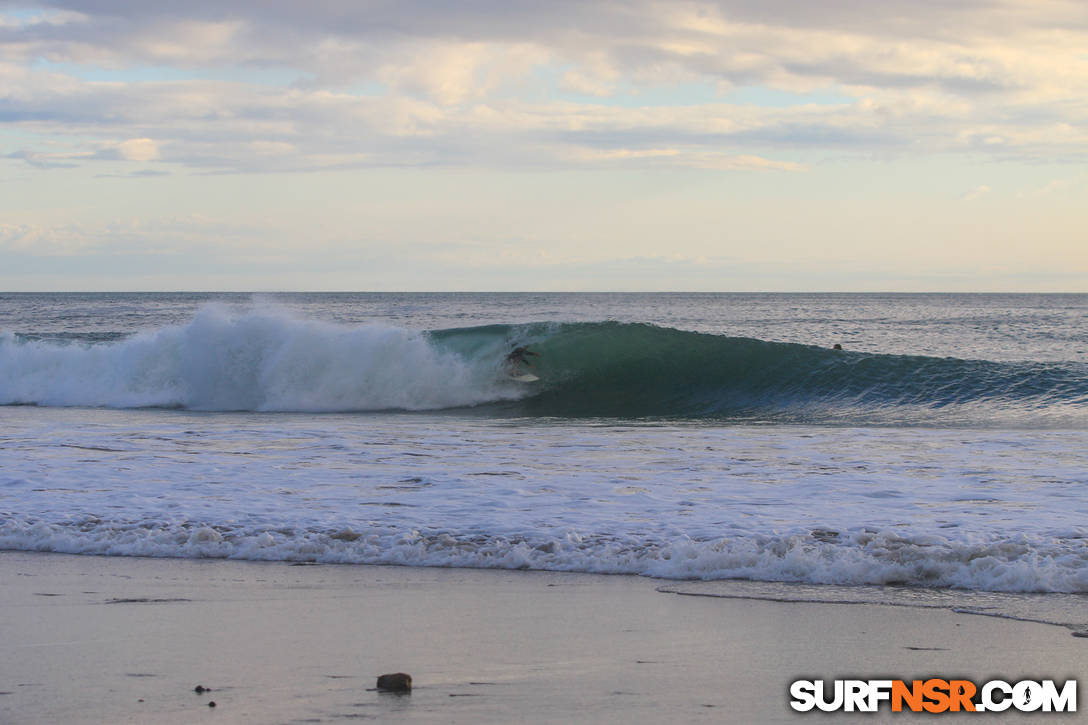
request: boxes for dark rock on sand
[376,673,412,692]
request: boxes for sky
[1,0,1086,291]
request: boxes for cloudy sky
[2,0,1086,291]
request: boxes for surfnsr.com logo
[790,679,1077,713]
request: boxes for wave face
[2,309,1086,424]
[482,322,1087,423]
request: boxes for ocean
[1,293,1086,631]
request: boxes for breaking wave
[2,306,1085,424]
[1,517,1085,594]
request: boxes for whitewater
[1,293,1086,624]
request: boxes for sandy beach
[1,551,1083,724]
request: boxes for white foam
[1,384,1084,595]
[1,518,1085,593]
[0,305,519,411]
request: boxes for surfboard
[509,372,540,383]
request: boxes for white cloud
[5,148,84,168]
[0,220,100,255]
[129,20,245,64]
[2,1,1087,173]
[115,137,159,161]
[568,147,804,171]
[1018,179,1076,198]
[0,213,270,257]
[0,8,88,30]
[375,41,549,106]
[959,185,991,201]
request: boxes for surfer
[832,343,843,350]
[506,346,539,368]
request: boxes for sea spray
[0,305,523,411]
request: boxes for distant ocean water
[1,293,1086,626]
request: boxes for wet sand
[1,551,1083,724]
